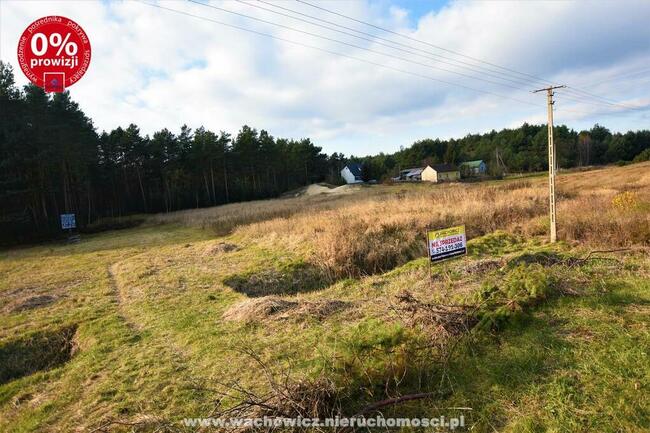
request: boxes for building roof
[344,163,363,177]
[400,167,424,177]
[460,160,485,168]
[429,163,458,173]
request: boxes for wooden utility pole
[533,85,565,243]
[495,147,508,174]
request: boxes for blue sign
[60,213,76,230]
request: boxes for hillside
[0,163,648,432]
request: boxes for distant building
[341,163,364,184]
[394,167,425,181]
[460,160,487,177]
[421,164,460,182]
[393,165,460,183]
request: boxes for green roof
[460,160,484,168]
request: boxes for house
[460,160,487,177]
[394,167,424,181]
[340,163,364,184]
[421,164,460,182]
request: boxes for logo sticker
[17,16,91,92]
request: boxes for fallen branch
[89,416,177,433]
[567,248,631,268]
[393,291,477,342]
[354,391,436,416]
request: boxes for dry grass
[149,163,650,278]
[2,164,648,433]
[147,191,357,235]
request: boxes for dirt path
[107,263,143,333]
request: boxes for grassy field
[0,162,648,432]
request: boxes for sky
[1,0,649,156]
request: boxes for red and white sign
[17,16,91,93]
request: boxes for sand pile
[283,183,359,198]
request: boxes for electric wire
[139,1,541,107]
[142,0,646,117]
[188,0,538,93]
[240,0,538,89]
[294,0,644,111]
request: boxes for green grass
[0,215,648,432]
[443,274,649,432]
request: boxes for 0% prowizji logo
[17,16,91,93]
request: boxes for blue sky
[2,0,649,156]
[386,0,449,19]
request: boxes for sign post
[426,225,467,274]
[60,213,80,243]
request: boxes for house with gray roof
[340,163,364,184]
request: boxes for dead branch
[334,391,438,433]
[354,391,436,416]
[568,248,631,267]
[89,416,177,433]
[393,291,478,346]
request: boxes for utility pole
[533,85,565,243]
[495,147,508,175]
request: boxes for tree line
[0,62,344,244]
[353,123,650,181]
[1,60,649,244]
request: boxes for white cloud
[1,0,649,156]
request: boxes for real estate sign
[427,225,466,262]
[60,213,76,230]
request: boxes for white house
[341,163,364,184]
[421,164,460,182]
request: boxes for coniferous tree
[1,58,648,245]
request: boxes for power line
[138,1,541,107]
[188,0,536,93]
[580,67,650,88]
[556,105,650,118]
[295,0,555,87]
[558,91,637,110]
[140,1,646,118]
[241,0,538,89]
[294,0,645,112]
[203,0,646,113]
[565,86,644,111]
[554,93,650,118]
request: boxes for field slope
[0,163,648,432]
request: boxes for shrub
[611,191,640,212]
[467,230,524,256]
[315,219,424,278]
[476,264,555,330]
[633,148,650,162]
[82,216,145,233]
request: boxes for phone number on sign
[431,241,464,254]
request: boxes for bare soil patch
[8,295,58,313]
[462,259,504,275]
[0,324,77,384]
[222,296,351,323]
[203,241,240,255]
[223,263,328,297]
